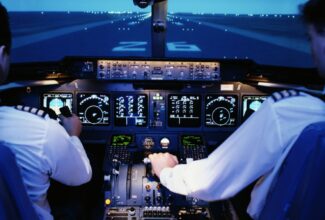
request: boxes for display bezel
[242,95,268,122]
[76,92,110,126]
[42,92,73,115]
[181,135,203,147]
[110,134,133,147]
[167,94,202,128]
[113,93,149,127]
[205,94,238,127]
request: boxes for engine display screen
[168,95,201,127]
[42,93,73,115]
[111,134,133,147]
[114,94,148,127]
[181,135,203,147]
[205,95,238,127]
[242,95,267,121]
[77,93,110,125]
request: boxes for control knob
[160,137,170,149]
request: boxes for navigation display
[114,94,148,127]
[242,95,268,121]
[168,95,201,127]
[77,93,110,125]
[42,93,73,115]
[205,95,238,127]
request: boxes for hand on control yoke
[58,107,82,137]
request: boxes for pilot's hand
[149,153,178,178]
[59,114,82,137]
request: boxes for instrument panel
[41,91,267,130]
[32,58,270,158]
[97,60,221,81]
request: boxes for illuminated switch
[105,199,111,206]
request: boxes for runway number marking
[112,41,201,52]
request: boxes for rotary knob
[160,137,170,149]
[143,137,155,150]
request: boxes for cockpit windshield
[3,0,311,68]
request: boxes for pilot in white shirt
[151,90,325,219]
[149,0,325,218]
[0,105,92,220]
[0,3,91,219]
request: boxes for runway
[10,12,312,67]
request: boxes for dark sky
[2,0,307,14]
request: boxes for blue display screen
[42,93,73,115]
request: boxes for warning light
[105,199,111,206]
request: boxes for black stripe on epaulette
[15,105,48,119]
[271,90,301,103]
[301,91,325,102]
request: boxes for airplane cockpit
[1,0,324,220]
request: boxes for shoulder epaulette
[271,90,301,103]
[15,105,48,119]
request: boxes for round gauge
[77,93,110,125]
[143,137,155,150]
[205,95,237,127]
[211,107,231,125]
[84,105,104,124]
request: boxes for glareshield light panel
[42,93,73,115]
[114,94,148,127]
[77,93,110,125]
[168,94,201,127]
[242,95,268,121]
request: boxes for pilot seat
[0,142,38,220]
[259,121,325,220]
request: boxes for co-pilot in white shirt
[0,106,92,220]
[159,90,325,219]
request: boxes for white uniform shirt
[0,106,92,220]
[159,91,325,219]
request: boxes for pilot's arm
[43,114,92,186]
[150,93,325,201]
[150,96,282,199]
